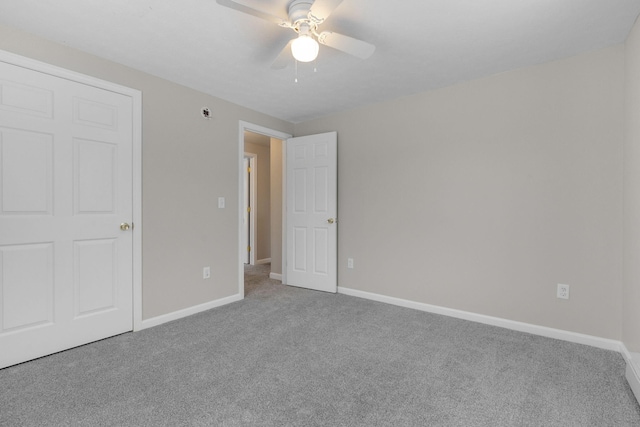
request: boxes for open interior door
[285,132,337,293]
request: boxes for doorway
[238,122,291,297]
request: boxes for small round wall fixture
[201,107,212,119]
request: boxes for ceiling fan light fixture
[291,34,319,62]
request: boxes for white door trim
[282,139,287,285]
[0,50,144,332]
[237,121,291,297]
[244,153,257,265]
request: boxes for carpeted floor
[1,264,639,426]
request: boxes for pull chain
[295,60,298,83]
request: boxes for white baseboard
[337,286,622,352]
[626,363,640,403]
[269,272,282,281]
[256,258,271,265]
[136,293,243,331]
[621,345,640,404]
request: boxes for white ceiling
[1,0,639,123]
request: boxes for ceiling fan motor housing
[288,0,314,26]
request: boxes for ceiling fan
[216,0,376,68]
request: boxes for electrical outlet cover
[557,283,570,300]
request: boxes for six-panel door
[0,60,134,368]
[286,132,337,293]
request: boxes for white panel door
[286,132,337,292]
[0,59,133,369]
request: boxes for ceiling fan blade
[308,0,343,24]
[271,39,294,69]
[318,31,376,59]
[216,0,289,26]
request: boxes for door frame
[0,50,143,332]
[243,153,257,265]
[237,121,291,297]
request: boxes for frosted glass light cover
[291,35,319,62]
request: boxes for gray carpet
[1,264,639,426]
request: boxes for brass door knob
[120,223,131,231]
[327,218,336,224]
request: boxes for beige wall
[0,24,294,320]
[1,22,635,343]
[244,138,271,262]
[295,46,625,340]
[270,138,283,275]
[624,16,640,353]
